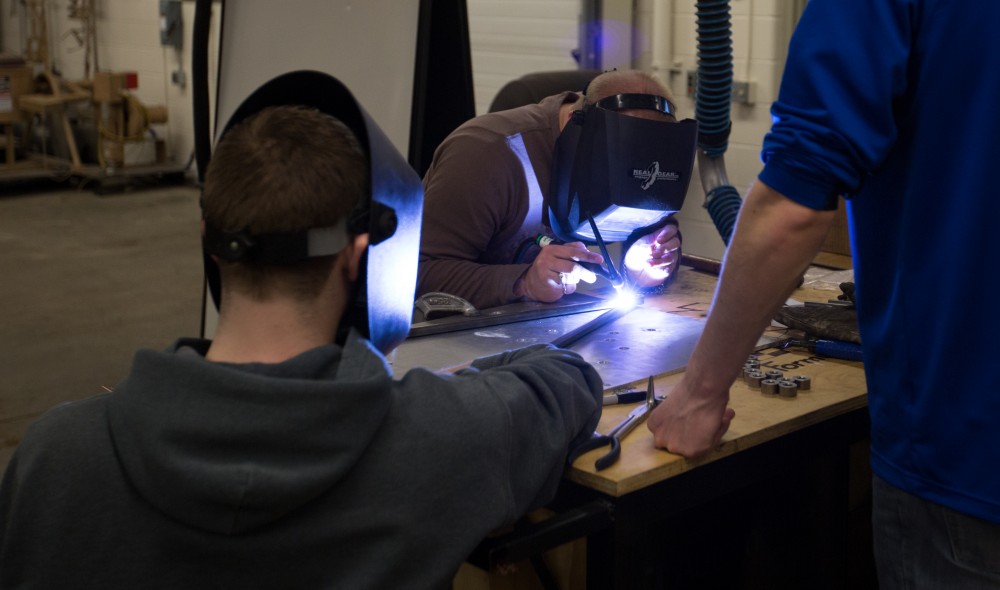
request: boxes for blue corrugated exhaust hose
[696,0,743,245]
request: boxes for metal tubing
[550,303,635,349]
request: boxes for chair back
[488,69,601,112]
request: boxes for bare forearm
[686,180,836,393]
[648,181,836,457]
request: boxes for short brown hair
[202,105,368,300]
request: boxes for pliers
[567,375,661,471]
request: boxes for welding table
[459,264,874,589]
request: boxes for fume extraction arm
[695,0,743,245]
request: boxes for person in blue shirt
[647,0,1000,587]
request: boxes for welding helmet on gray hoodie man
[548,93,698,245]
[201,70,423,355]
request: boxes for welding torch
[535,234,625,290]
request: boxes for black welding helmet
[202,70,423,354]
[549,94,698,244]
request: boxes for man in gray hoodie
[0,83,602,589]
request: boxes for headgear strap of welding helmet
[591,93,677,119]
[202,218,351,265]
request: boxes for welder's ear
[345,233,370,282]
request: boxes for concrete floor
[0,182,204,471]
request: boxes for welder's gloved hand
[623,221,681,289]
[515,241,603,302]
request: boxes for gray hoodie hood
[108,333,391,535]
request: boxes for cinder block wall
[637,0,797,261]
[469,0,798,260]
[467,0,580,117]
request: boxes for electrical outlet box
[171,70,186,88]
[731,81,755,105]
[159,0,183,49]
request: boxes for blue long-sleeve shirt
[760,0,1000,523]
